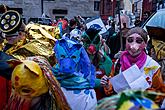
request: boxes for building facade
[142,0,157,19]
[0,0,100,22]
[100,0,124,20]
[100,0,116,19]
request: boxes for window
[52,9,68,14]
[106,2,111,11]
[94,1,100,11]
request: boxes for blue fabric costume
[52,38,95,89]
[52,38,97,110]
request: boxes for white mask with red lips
[126,33,147,57]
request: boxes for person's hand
[100,35,106,46]
[101,75,110,88]
[114,51,122,59]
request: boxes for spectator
[69,18,77,32]
[134,17,142,27]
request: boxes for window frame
[94,1,100,11]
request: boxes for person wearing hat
[0,9,57,109]
[81,24,113,100]
[0,9,26,95]
[101,27,165,106]
[0,9,26,53]
[0,9,58,65]
[0,5,17,109]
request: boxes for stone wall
[0,0,100,22]
[44,0,100,19]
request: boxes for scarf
[120,51,147,71]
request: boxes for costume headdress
[0,10,23,35]
[7,56,70,110]
[82,24,102,55]
[54,38,95,88]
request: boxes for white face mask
[126,33,146,56]
[130,43,139,52]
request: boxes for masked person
[101,27,165,106]
[0,9,59,109]
[81,24,113,100]
[69,28,83,44]
[0,5,15,109]
[6,56,70,110]
[0,10,40,109]
[0,10,59,65]
[52,38,97,110]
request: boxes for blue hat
[89,24,102,32]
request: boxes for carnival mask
[8,60,48,109]
[82,31,100,55]
[126,33,147,56]
[70,28,82,42]
[82,24,102,56]
[7,56,70,110]
[54,39,82,73]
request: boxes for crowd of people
[0,4,165,110]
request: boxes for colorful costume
[0,10,60,65]
[3,22,59,65]
[103,27,165,105]
[97,90,162,110]
[82,24,113,100]
[0,10,60,109]
[7,56,70,110]
[52,38,97,110]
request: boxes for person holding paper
[101,27,165,105]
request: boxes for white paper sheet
[109,72,130,93]
[109,64,150,93]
